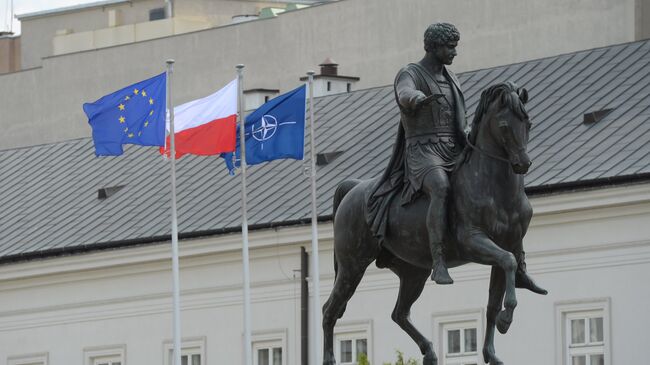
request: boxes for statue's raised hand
[414,93,442,110]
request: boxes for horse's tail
[332,179,362,279]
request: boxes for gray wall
[19,0,165,70]
[637,0,650,40]
[0,0,640,150]
[0,37,20,74]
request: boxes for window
[334,321,372,365]
[163,337,206,365]
[252,329,287,365]
[327,81,331,91]
[84,345,125,365]
[555,298,610,365]
[337,336,367,364]
[92,357,122,365]
[149,7,166,21]
[254,342,282,365]
[432,309,483,365]
[346,83,351,92]
[443,323,478,365]
[7,353,48,365]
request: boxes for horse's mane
[467,81,528,145]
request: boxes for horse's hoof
[496,310,512,334]
[423,352,437,365]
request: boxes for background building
[0,0,649,149]
[0,1,649,365]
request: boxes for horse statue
[322,82,542,365]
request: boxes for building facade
[1,36,649,364]
[1,1,649,365]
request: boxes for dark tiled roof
[2,40,650,262]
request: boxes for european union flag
[223,84,306,173]
[83,73,167,156]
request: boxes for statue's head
[424,23,460,65]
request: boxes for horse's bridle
[465,137,512,164]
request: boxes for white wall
[0,183,649,364]
[0,0,640,150]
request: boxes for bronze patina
[322,23,546,365]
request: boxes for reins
[465,138,512,164]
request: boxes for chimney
[300,58,360,97]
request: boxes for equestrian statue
[322,23,547,365]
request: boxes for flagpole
[166,59,182,365]
[307,70,322,365]
[237,64,253,365]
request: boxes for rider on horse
[367,23,545,293]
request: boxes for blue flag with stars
[223,84,306,173]
[83,73,167,156]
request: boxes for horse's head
[469,82,532,174]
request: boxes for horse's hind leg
[483,267,506,365]
[390,259,437,365]
[322,257,372,365]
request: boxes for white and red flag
[161,79,237,158]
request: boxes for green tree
[358,352,370,365]
[382,350,420,365]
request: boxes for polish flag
[162,79,237,158]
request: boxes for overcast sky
[1,0,98,34]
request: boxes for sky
[1,0,98,35]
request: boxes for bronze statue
[378,22,465,284]
[322,23,546,365]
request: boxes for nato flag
[83,73,167,156]
[223,84,306,173]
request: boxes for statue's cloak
[366,64,467,243]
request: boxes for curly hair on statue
[424,22,460,52]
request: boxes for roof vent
[98,185,125,200]
[319,58,338,76]
[583,108,614,125]
[316,151,344,166]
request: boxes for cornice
[529,182,650,216]
[0,224,334,282]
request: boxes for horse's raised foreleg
[389,258,437,365]
[483,267,506,365]
[322,260,370,365]
[461,231,517,334]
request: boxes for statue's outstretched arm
[395,71,428,113]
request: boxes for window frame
[83,344,126,365]
[162,336,206,365]
[333,320,372,365]
[555,298,611,365]
[7,352,49,365]
[432,309,483,365]
[251,329,288,365]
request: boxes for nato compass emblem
[249,114,296,150]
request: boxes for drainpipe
[166,0,173,18]
[301,246,309,365]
